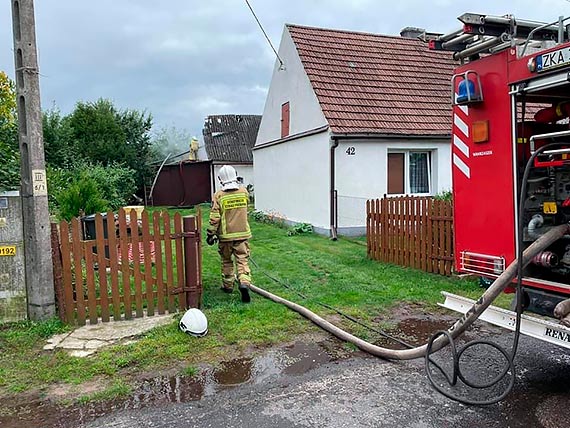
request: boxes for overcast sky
[1,0,568,143]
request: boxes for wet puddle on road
[372,317,457,349]
[0,339,346,428]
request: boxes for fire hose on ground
[250,223,568,361]
[248,223,569,404]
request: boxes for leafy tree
[67,99,126,165]
[116,107,154,192]
[0,71,19,191]
[43,108,76,167]
[0,71,16,120]
[64,98,154,194]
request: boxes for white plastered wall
[335,138,452,232]
[254,132,330,230]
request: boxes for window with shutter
[387,151,432,195]
[387,153,404,194]
[281,102,290,138]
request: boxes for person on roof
[206,165,252,303]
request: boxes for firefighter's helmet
[179,308,208,337]
[218,165,239,191]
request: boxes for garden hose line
[249,224,569,360]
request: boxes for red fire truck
[430,13,570,348]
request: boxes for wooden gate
[52,209,202,325]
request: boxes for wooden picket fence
[52,208,202,325]
[366,196,454,276]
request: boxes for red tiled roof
[287,24,456,136]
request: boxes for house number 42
[346,147,355,155]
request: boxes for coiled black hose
[425,142,569,405]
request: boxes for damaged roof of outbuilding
[287,24,456,136]
[203,114,262,163]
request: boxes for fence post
[50,223,65,322]
[183,215,202,309]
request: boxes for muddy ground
[1,309,569,428]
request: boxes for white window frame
[387,150,433,196]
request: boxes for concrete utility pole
[11,0,55,320]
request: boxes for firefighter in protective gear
[207,165,252,303]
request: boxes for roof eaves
[330,131,451,139]
[254,124,330,151]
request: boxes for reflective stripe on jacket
[208,186,251,241]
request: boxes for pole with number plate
[11,0,55,320]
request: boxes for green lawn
[0,205,488,402]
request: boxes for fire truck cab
[431,14,570,324]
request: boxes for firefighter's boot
[221,274,235,293]
[239,282,251,303]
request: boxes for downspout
[330,137,339,240]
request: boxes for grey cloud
[1,0,569,138]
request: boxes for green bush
[249,210,287,228]
[48,162,136,219]
[250,210,269,223]
[56,173,108,220]
[84,163,136,210]
[434,190,453,201]
[287,223,313,236]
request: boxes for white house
[203,114,261,193]
[254,24,455,236]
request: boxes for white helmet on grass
[218,165,239,191]
[179,308,208,337]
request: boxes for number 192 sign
[0,245,16,256]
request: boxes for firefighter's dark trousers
[218,239,252,289]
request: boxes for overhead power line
[243,0,285,69]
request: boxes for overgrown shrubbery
[287,223,313,236]
[250,210,313,236]
[434,190,453,201]
[54,174,108,221]
[249,210,286,228]
[48,162,136,220]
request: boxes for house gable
[255,26,328,147]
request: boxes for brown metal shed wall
[152,162,212,207]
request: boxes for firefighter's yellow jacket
[207,186,251,242]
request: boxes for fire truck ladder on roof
[430,13,570,61]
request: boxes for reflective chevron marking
[454,113,469,138]
[453,134,469,158]
[453,153,470,179]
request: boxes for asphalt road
[86,322,570,428]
